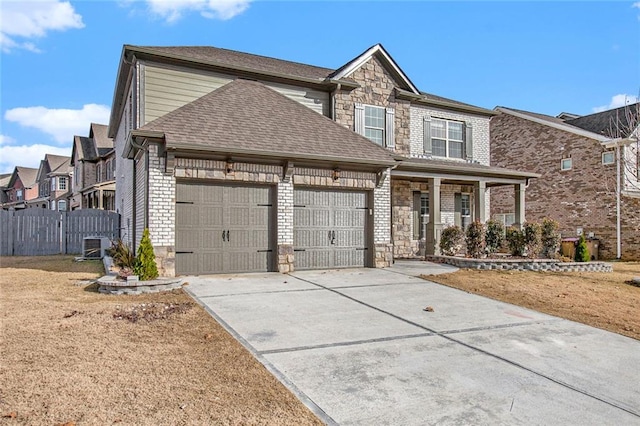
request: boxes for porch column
[473,181,486,223]
[514,183,526,230]
[425,177,442,255]
[98,189,104,210]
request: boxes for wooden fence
[0,209,120,256]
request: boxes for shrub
[540,218,561,259]
[485,220,504,255]
[505,226,526,257]
[134,229,159,281]
[466,221,485,258]
[574,234,590,262]
[440,225,464,256]
[523,222,542,258]
[107,238,136,270]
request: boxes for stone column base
[154,246,175,277]
[374,243,394,268]
[278,244,294,273]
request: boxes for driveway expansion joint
[290,273,640,419]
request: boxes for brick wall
[333,56,411,156]
[491,111,640,260]
[409,105,491,166]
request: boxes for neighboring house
[2,167,39,210]
[108,43,537,276]
[28,154,72,211]
[491,104,640,260]
[70,123,116,211]
[0,173,11,205]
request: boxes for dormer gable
[330,44,420,95]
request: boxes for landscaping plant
[134,228,159,280]
[466,220,485,258]
[107,238,136,270]
[574,234,590,262]
[523,221,542,258]
[485,220,504,255]
[505,226,526,257]
[540,217,561,258]
[439,225,464,256]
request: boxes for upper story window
[431,119,464,159]
[97,163,103,182]
[561,158,572,171]
[75,164,80,186]
[16,189,23,200]
[50,177,56,192]
[58,177,67,191]
[364,106,385,145]
[602,151,614,165]
[424,116,472,160]
[106,160,114,180]
[58,200,67,211]
[354,103,395,149]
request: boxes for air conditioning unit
[83,236,111,259]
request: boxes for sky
[0,0,639,174]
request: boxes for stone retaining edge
[426,255,613,273]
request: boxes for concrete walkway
[183,261,640,425]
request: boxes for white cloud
[592,94,640,113]
[145,0,250,23]
[0,143,70,174]
[4,104,111,144]
[0,0,84,53]
[634,2,640,20]
[0,134,16,146]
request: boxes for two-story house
[70,123,116,211]
[28,154,72,210]
[0,173,11,206]
[491,104,640,260]
[108,44,537,276]
[2,167,39,210]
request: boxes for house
[2,166,39,210]
[27,154,72,211]
[0,173,11,205]
[108,44,538,276]
[69,123,116,211]
[491,104,640,260]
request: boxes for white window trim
[364,105,385,146]
[431,118,465,159]
[602,151,615,165]
[561,158,572,171]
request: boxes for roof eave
[394,159,540,180]
[396,89,497,117]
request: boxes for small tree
[505,226,526,257]
[540,218,561,258]
[523,222,542,258]
[440,225,464,256]
[134,229,159,280]
[574,234,590,262]
[485,220,504,255]
[466,221,485,258]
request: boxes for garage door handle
[222,230,226,242]
[226,230,230,242]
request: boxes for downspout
[616,143,621,259]
[130,136,149,249]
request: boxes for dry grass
[424,262,640,340]
[0,255,322,426]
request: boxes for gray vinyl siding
[141,62,330,124]
[134,153,147,250]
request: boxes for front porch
[391,158,539,257]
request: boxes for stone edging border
[96,275,183,295]
[426,255,613,273]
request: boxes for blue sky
[1,0,639,174]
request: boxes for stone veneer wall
[145,150,392,276]
[392,179,479,258]
[427,255,613,273]
[491,112,640,260]
[333,56,412,156]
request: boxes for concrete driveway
[183,261,640,425]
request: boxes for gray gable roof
[135,79,395,166]
[90,123,113,149]
[10,166,38,188]
[130,45,334,81]
[565,102,639,138]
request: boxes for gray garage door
[294,188,369,270]
[175,182,274,275]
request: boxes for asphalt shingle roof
[565,102,640,138]
[135,46,334,81]
[139,79,395,165]
[14,167,38,187]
